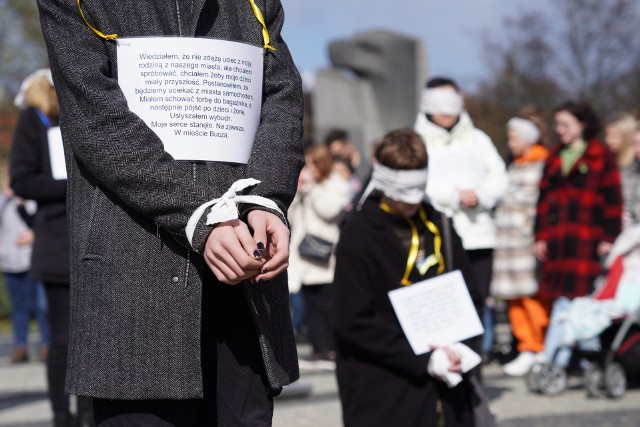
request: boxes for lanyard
[379,200,445,286]
[36,110,53,129]
[77,0,275,50]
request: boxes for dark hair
[425,76,459,90]
[323,129,350,146]
[333,156,355,174]
[374,129,428,170]
[554,101,601,140]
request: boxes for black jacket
[334,196,482,427]
[10,107,69,283]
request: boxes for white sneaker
[503,352,536,377]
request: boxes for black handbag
[298,233,334,264]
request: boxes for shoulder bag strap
[440,212,454,273]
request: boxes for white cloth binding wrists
[427,343,481,388]
[185,178,284,248]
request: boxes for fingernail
[262,267,268,273]
[257,242,265,250]
[253,250,262,258]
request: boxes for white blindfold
[358,163,428,209]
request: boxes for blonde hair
[22,74,59,119]
[305,145,333,183]
[606,112,636,168]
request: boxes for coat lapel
[181,0,208,36]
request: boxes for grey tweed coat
[37,0,303,399]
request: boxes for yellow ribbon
[379,200,445,286]
[77,0,118,40]
[77,0,274,51]
[248,0,276,51]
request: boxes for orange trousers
[508,297,552,353]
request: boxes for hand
[534,240,547,262]
[204,219,265,285]
[442,347,462,374]
[459,190,478,208]
[622,211,633,230]
[597,241,613,258]
[297,167,314,192]
[15,230,34,246]
[247,210,290,282]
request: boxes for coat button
[172,276,179,283]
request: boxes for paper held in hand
[47,126,67,180]
[388,270,484,355]
[117,37,264,163]
[427,145,485,190]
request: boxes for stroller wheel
[604,362,627,399]
[584,363,604,398]
[537,364,567,396]
[525,363,543,393]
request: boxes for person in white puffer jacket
[414,77,508,358]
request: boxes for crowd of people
[5,67,639,426]
[286,76,640,424]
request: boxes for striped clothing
[492,145,547,299]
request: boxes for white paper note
[47,126,67,180]
[428,145,485,190]
[117,37,264,163]
[388,270,484,355]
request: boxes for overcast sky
[279,0,554,90]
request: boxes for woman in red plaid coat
[534,101,623,301]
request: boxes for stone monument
[311,29,427,166]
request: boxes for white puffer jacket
[288,172,352,290]
[414,112,507,250]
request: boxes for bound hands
[427,345,464,387]
[434,346,462,378]
[203,210,289,285]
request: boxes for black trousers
[44,282,93,418]
[466,249,493,303]
[302,283,334,358]
[92,278,272,427]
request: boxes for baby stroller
[526,225,640,398]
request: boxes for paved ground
[1,334,639,426]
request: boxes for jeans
[4,271,49,346]
[290,291,305,333]
[544,297,600,368]
[481,305,494,355]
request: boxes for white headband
[507,117,540,145]
[14,68,54,109]
[419,87,464,116]
[358,163,428,209]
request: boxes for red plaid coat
[534,139,622,299]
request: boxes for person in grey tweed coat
[36,0,304,425]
